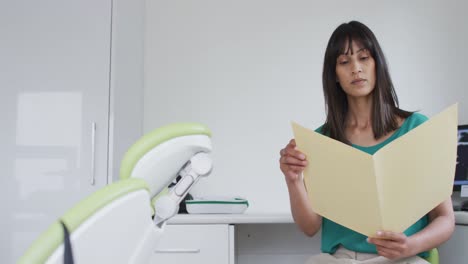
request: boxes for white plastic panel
[46,190,156,264]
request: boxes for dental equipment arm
[153,152,212,227]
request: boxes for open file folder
[291,104,458,237]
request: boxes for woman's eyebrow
[356,48,368,54]
[340,47,367,56]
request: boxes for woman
[279,21,454,264]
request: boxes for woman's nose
[351,61,362,74]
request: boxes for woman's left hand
[367,231,415,260]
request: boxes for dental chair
[18,123,213,264]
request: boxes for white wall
[143,0,468,213]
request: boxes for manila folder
[291,104,458,237]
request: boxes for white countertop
[168,213,294,224]
[167,211,468,225]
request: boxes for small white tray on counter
[186,196,249,214]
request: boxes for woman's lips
[352,79,366,85]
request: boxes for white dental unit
[18,123,213,264]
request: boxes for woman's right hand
[279,139,308,183]
[279,139,321,237]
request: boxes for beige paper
[291,104,458,237]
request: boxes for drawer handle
[155,248,201,254]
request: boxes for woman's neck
[346,96,373,129]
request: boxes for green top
[318,113,429,257]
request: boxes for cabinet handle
[155,248,201,254]
[90,122,96,185]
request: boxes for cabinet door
[152,224,231,264]
[0,1,112,262]
[439,224,468,264]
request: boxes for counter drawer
[151,224,231,264]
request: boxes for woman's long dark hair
[322,21,413,144]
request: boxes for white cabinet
[439,224,468,264]
[152,224,235,264]
[0,1,112,262]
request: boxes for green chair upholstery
[424,248,439,264]
[120,122,211,180]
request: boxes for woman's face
[335,40,376,99]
